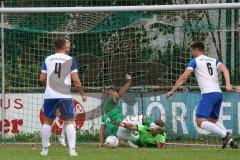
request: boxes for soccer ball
[105,135,119,148]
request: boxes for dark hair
[154,119,165,127]
[107,87,120,92]
[107,87,116,91]
[191,41,205,52]
[54,37,67,50]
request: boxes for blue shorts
[196,92,223,119]
[43,98,75,120]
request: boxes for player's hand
[166,90,174,98]
[118,122,126,127]
[112,121,121,126]
[126,74,132,82]
[226,84,234,91]
[81,95,87,102]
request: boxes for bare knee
[208,118,218,123]
[196,118,207,128]
[63,119,75,125]
[44,116,54,126]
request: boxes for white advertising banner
[0,93,102,136]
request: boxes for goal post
[1,2,240,146]
[0,3,240,13]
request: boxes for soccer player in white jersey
[166,41,237,149]
[40,37,87,156]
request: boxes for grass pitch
[0,144,239,160]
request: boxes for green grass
[0,144,239,160]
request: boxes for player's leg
[116,127,138,148]
[208,103,228,133]
[61,123,66,140]
[41,117,54,156]
[209,118,226,130]
[59,99,77,156]
[41,99,57,156]
[116,126,133,140]
[116,121,139,148]
[100,123,106,147]
[116,116,139,142]
[209,94,236,149]
[208,92,225,130]
[122,115,143,132]
[42,117,54,147]
[126,115,143,125]
[64,120,77,156]
[196,93,227,139]
[58,123,67,146]
[55,107,67,146]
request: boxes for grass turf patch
[0,144,239,160]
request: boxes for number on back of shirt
[54,63,62,78]
[206,63,213,75]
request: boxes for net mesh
[1,0,240,145]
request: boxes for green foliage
[2,0,234,90]
[77,130,100,142]
[1,131,99,143]
[1,132,41,143]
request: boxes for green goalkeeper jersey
[137,124,166,147]
[102,96,125,134]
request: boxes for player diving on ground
[100,74,164,147]
[118,120,166,148]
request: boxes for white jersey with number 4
[41,53,78,99]
[187,55,222,94]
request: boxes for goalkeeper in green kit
[119,120,166,148]
[100,74,162,147]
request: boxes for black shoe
[222,132,232,149]
[229,141,238,149]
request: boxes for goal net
[1,1,240,146]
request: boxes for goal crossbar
[0,3,240,13]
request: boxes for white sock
[201,121,227,138]
[42,124,52,149]
[215,121,227,132]
[215,121,233,142]
[61,125,66,139]
[66,124,76,150]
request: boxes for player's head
[150,120,165,136]
[154,119,165,128]
[53,37,69,53]
[191,41,205,57]
[106,87,119,97]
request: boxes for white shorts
[116,115,143,142]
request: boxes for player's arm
[70,58,87,101]
[156,132,166,148]
[112,92,121,103]
[118,74,132,98]
[40,73,47,86]
[119,122,138,131]
[100,124,106,147]
[217,63,234,91]
[71,72,87,101]
[40,59,47,86]
[166,69,192,98]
